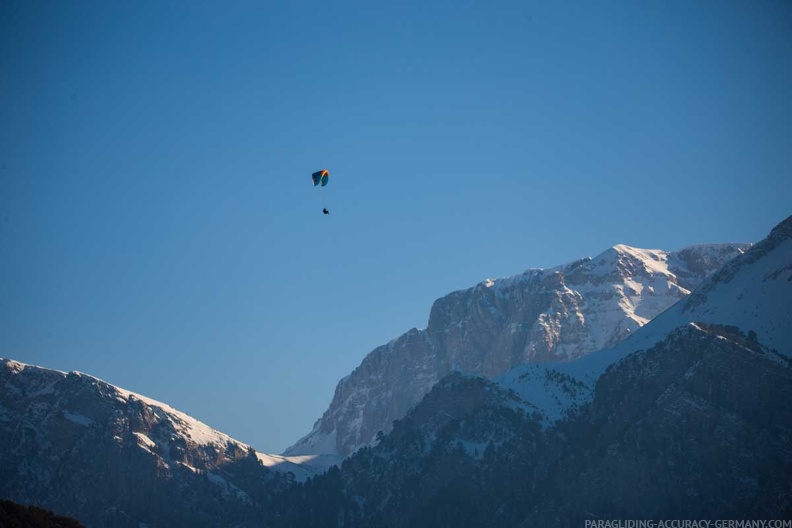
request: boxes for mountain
[278,323,792,526]
[285,243,749,456]
[499,214,792,424]
[273,216,792,526]
[0,361,338,528]
[2,217,787,527]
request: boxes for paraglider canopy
[312,169,329,187]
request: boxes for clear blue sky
[2,0,791,453]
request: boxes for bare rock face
[286,243,749,457]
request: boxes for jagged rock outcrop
[286,243,749,456]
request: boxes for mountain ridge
[2,216,788,527]
[0,357,340,527]
[272,216,792,526]
[286,242,749,456]
[496,215,792,426]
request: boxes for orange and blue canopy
[311,169,329,187]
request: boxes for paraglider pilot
[312,170,331,215]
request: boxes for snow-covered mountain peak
[589,243,738,287]
[286,242,748,457]
[0,358,333,484]
[497,215,791,425]
[8,361,244,451]
[477,242,747,300]
[609,243,667,261]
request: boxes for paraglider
[311,169,329,187]
[312,169,330,214]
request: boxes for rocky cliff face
[273,217,792,526]
[0,362,302,528]
[286,243,749,456]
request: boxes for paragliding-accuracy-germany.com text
[584,521,792,528]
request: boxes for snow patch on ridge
[63,410,94,426]
[257,453,343,482]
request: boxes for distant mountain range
[285,242,749,456]
[273,215,792,526]
[2,215,789,527]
